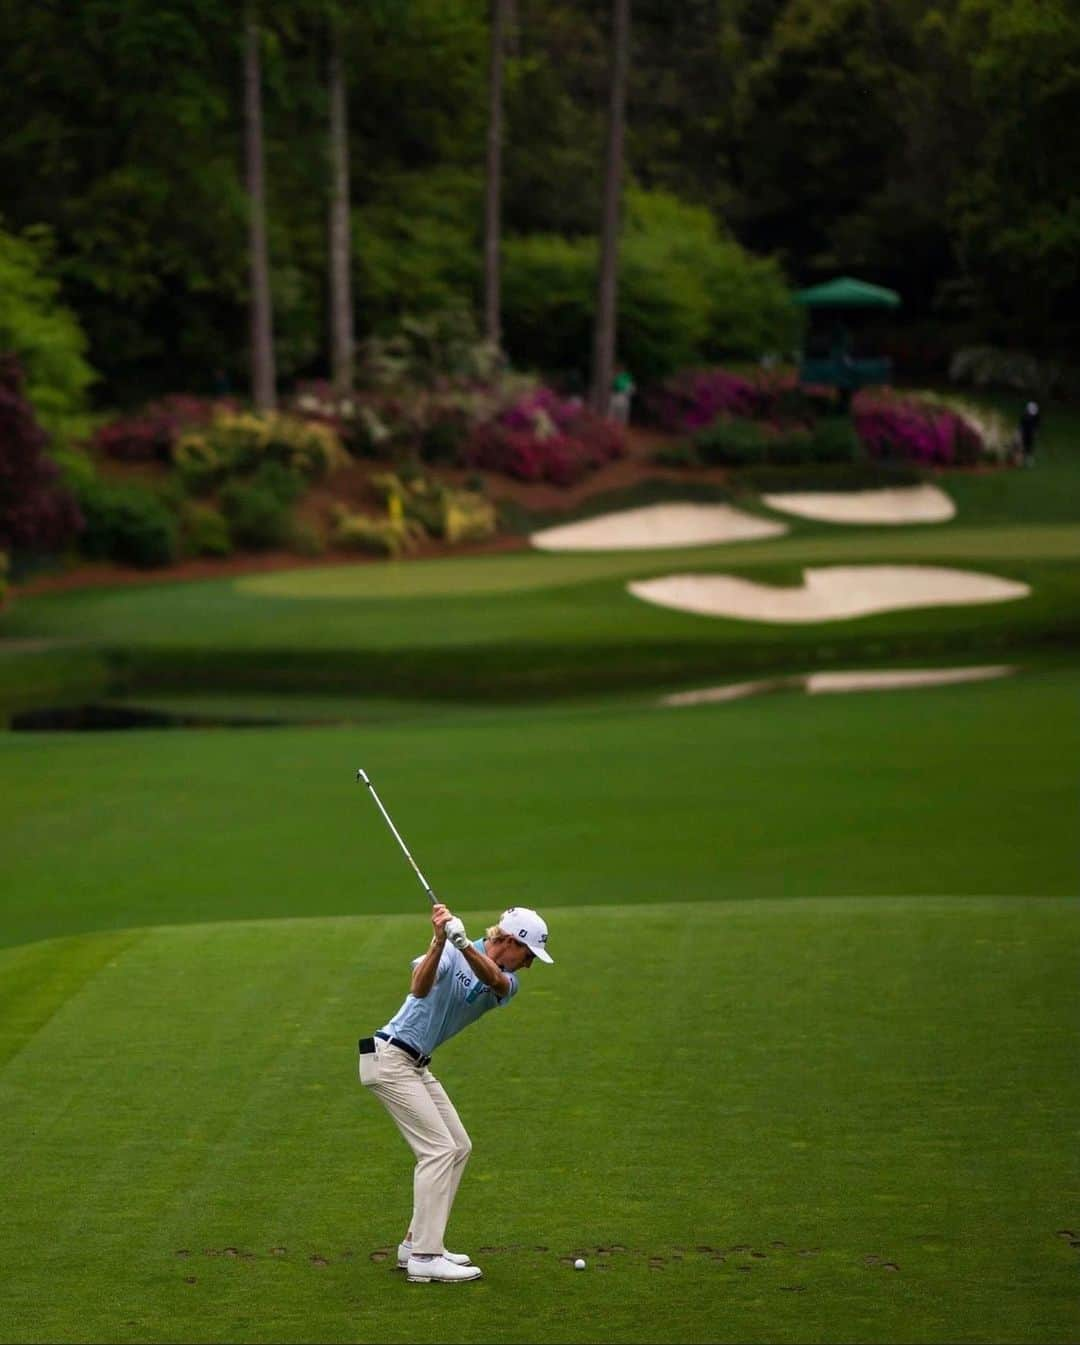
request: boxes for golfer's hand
[444,916,470,951]
[430,903,450,940]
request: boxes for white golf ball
[574,1258,586,1270]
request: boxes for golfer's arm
[410,938,445,998]
[459,943,511,998]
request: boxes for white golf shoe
[405,1253,483,1284]
[397,1240,471,1269]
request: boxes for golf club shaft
[357,769,437,906]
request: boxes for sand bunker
[530,503,787,551]
[663,665,1014,707]
[760,484,955,526]
[628,565,1030,624]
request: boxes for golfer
[358,902,553,1284]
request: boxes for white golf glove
[444,917,470,951]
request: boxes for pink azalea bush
[463,388,625,487]
[645,367,764,431]
[645,366,839,434]
[853,391,983,467]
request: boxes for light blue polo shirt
[379,939,519,1059]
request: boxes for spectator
[1018,400,1040,467]
[611,366,636,425]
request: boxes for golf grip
[357,769,437,906]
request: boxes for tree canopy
[0,0,1075,407]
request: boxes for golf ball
[574,1258,586,1270]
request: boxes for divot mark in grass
[369,1250,389,1263]
[223,1247,239,1258]
[310,1255,328,1267]
[175,1249,191,1258]
[270,1247,287,1257]
[751,1250,767,1259]
[780,1285,807,1293]
[183,1276,197,1285]
[882,1262,900,1272]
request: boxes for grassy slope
[1,667,1076,952]
[1,900,1077,1345]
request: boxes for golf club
[357,769,437,906]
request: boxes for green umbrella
[793,276,901,309]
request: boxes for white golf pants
[359,1038,472,1256]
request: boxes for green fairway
[1,665,1077,952]
[1,899,1077,1345]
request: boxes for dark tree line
[0,0,1076,408]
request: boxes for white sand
[530,503,787,551]
[663,665,1013,707]
[760,484,955,525]
[806,666,1013,693]
[628,565,1030,624]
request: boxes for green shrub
[75,479,178,568]
[0,223,96,442]
[501,190,801,384]
[694,419,771,466]
[220,481,291,551]
[180,503,231,558]
[289,519,326,557]
[806,418,860,464]
[173,430,225,495]
[652,442,702,468]
[250,460,304,508]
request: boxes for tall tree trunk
[590,0,630,417]
[327,15,354,395]
[244,2,275,412]
[483,0,507,353]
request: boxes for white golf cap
[498,907,553,964]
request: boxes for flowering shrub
[463,389,625,487]
[0,354,83,554]
[853,391,983,467]
[645,366,839,434]
[370,471,496,542]
[644,368,765,432]
[94,396,226,462]
[914,393,1012,462]
[331,506,425,557]
[173,411,346,493]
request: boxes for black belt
[360,1031,432,1069]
